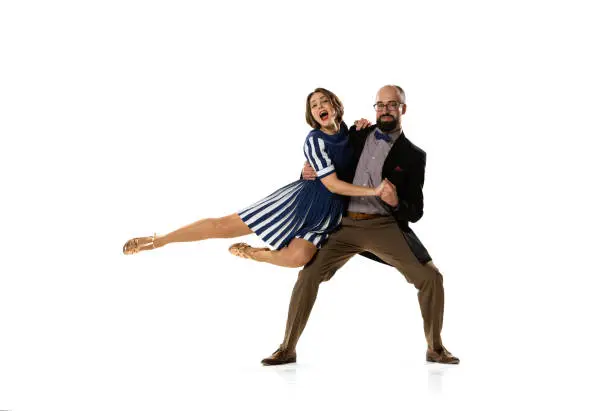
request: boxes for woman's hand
[374,180,388,197]
[354,118,372,130]
[379,178,399,207]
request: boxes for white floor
[2,1,612,410]
[1,242,610,411]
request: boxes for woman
[122,88,385,268]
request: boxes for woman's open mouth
[319,110,329,121]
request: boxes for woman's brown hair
[305,88,344,129]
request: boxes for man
[261,85,459,365]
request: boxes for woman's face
[309,92,337,129]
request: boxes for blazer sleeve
[393,151,426,223]
[348,124,375,143]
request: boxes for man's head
[374,85,406,133]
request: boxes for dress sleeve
[304,136,335,178]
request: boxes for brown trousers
[280,216,445,352]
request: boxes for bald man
[262,85,459,365]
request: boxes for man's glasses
[373,101,403,111]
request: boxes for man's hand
[379,178,399,207]
[302,161,317,180]
[354,118,372,131]
[374,180,389,197]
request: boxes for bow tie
[374,130,392,142]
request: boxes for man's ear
[401,104,407,115]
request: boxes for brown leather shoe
[261,347,297,366]
[426,348,460,364]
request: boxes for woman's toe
[123,239,133,254]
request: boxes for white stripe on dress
[317,164,335,177]
[242,185,303,225]
[270,215,305,249]
[239,182,302,215]
[316,138,334,175]
[305,137,323,171]
[305,136,335,177]
[271,210,310,249]
[254,196,301,235]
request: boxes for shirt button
[372,157,375,159]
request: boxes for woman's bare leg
[124,213,251,253]
[230,238,317,268]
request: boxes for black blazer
[345,125,431,265]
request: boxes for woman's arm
[304,134,383,196]
[320,172,384,197]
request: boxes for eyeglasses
[373,101,403,111]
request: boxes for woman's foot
[123,234,158,255]
[228,242,270,260]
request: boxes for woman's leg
[230,238,317,268]
[124,213,251,254]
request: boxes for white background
[1,1,611,410]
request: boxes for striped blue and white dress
[237,123,352,250]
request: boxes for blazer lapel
[383,133,410,176]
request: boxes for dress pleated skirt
[237,179,345,250]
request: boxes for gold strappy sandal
[228,242,269,260]
[122,233,157,255]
